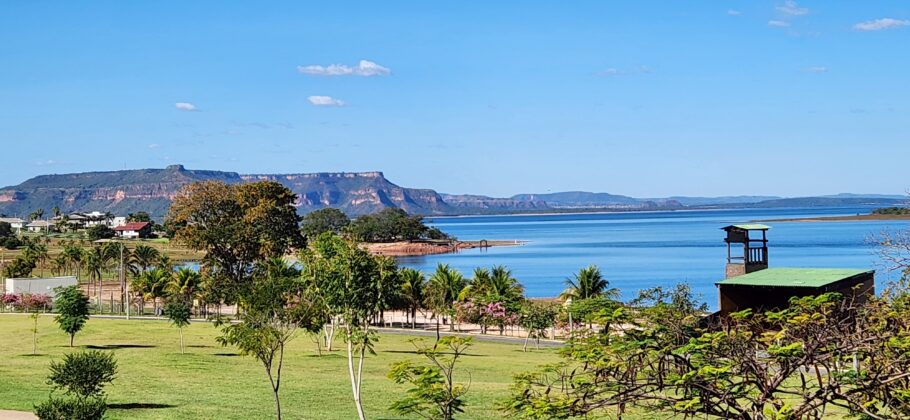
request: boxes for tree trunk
[179,328,185,354]
[346,329,366,420]
[69,333,74,347]
[523,331,530,352]
[411,307,417,329]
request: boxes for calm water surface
[399,207,910,309]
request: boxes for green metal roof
[722,224,771,231]
[716,268,873,288]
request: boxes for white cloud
[853,18,910,31]
[768,20,791,27]
[35,159,57,166]
[803,66,829,73]
[307,96,346,107]
[297,60,391,77]
[148,143,160,149]
[727,10,742,16]
[175,102,198,111]
[776,0,808,16]
[596,66,653,77]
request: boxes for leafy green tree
[127,211,152,223]
[166,180,304,303]
[164,299,192,353]
[400,268,427,328]
[389,337,473,420]
[559,265,617,300]
[3,255,36,278]
[301,208,350,240]
[519,302,558,351]
[0,221,12,238]
[216,273,323,420]
[347,208,450,243]
[300,234,390,420]
[85,225,115,241]
[53,286,90,347]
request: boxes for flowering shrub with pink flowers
[454,299,519,334]
[1,292,51,312]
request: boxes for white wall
[5,276,78,297]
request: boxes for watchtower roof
[716,268,872,288]
[722,224,771,232]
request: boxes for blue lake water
[398,207,910,309]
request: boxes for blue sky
[1,1,908,197]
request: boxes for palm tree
[168,267,202,300]
[51,206,61,218]
[135,268,170,315]
[426,264,467,332]
[399,268,426,328]
[28,208,44,221]
[84,247,109,309]
[130,245,160,273]
[258,257,300,279]
[23,241,49,276]
[560,265,618,301]
[51,254,68,276]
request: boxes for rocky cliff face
[0,166,456,218]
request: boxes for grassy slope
[0,315,558,419]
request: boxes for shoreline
[363,239,525,257]
[754,213,910,223]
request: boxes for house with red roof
[113,221,151,239]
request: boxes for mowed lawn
[0,315,559,419]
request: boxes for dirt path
[0,410,37,420]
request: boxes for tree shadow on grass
[19,353,46,357]
[86,344,156,350]
[213,352,240,357]
[108,403,176,410]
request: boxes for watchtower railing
[746,246,768,265]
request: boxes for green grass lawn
[0,315,559,419]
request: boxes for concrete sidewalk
[0,410,37,420]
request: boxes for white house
[26,220,55,233]
[5,276,78,297]
[111,216,127,228]
[113,221,151,239]
[0,217,25,231]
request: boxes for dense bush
[1,293,51,312]
[301,208,350,240]
[874,206,910,216]
[85,224,115,240]
[2,236,22,249]
[47,351,117,398]
[34,396,106,420]
[347,208,452,243]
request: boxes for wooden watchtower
[722,224,769,279]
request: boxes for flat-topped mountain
[0,165,904,219]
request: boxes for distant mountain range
[0,165,905,219]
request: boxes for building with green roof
[716,225,875,314]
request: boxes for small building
[716,224,874,314]
[0,217,25,231]
[26,220,55,233]
[113,221,151,239]
[5,276,78,297]
[716,268,874,314]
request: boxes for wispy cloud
[297,60,391,77]
[768,20,791,28]
[307,96,346,107]
[803,66,829,73]
[175,102,198,111]
[596,66,653,77]
[148,143,161,149]
[853,18,910,31]
[35,159,58,166]
[776,0,808,16]
[727,10,742,16]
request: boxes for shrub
[34,396,106,420]
[47,351,117,398]
[85,225,115,241]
